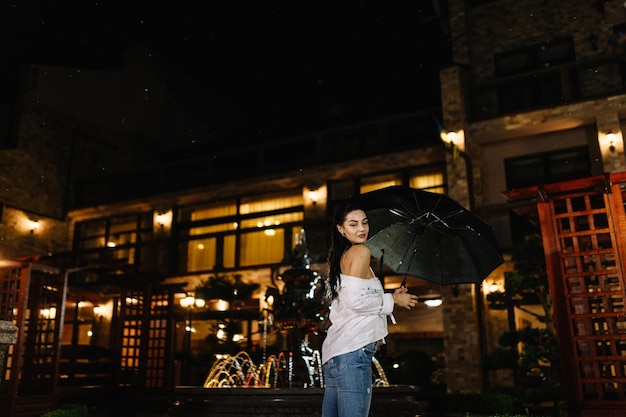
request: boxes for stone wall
[439,0,626,396]
[0,320,18,389]
[464,0,608,80]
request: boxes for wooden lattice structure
[505,172,626,417]
[114,283,179,392]
[0,261,67,417]
[0,260,180,417]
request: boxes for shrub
[41,404,88,417]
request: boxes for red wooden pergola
[505,172,626,417]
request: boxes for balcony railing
[72,109,443,207]
[469,56,626,121]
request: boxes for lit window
[240,194,302,214]
[410,171,445,194]
[187,238,216,272]
[190,201,237,221]
[184,192,304,271]
[240,229,284,266]
[241,212,302,229]
[360,174,402,194]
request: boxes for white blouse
[321,273,395,364]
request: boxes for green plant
[484,236,563,411]
[41,404,87,417]
[194,274,259,302]
[422,391,516,415]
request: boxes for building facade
[440,0,626,413]
[3,0,626,415]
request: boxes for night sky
[12,2,451,147]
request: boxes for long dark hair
[325,200,366,301]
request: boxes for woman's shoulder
[346,243,371,257]
[342,244,373,279]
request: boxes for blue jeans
[321,341,377,417]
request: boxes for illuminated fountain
[203,350,322,388]
[169,235,424,417]
[202,350,389,389]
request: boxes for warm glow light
[214,299,229,311]
[153,210,173,230]
[308,189,319,206]
[606,131,617,142]
[155,213,166,225]
[484,280,502,294]
[180,294,206,309]
[41,307,57,319]
[439,129,466,151]
[29,219,40,232]
[180,295,195,308]
[258,218,280,228]
[264,229,276,236]
[423,298,442,307]
[444,131,457,144]
[607,132,617,152]
[92,300,114,320]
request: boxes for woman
[321,201,418,417]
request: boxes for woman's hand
[392,287,419,310]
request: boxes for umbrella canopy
[354,186,504,286]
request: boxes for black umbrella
[354,185,504,286]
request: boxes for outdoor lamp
[440,129,465,152]
[180,294,205,309]
[606,132,617,153]
[213,299,229,311]
[155,213,166,228]
[308,189,319,206]
[423,298,443,308]
[28,219,40,234]
[180,295,194,308]
[154,209,172,231]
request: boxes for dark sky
[13,2,451,145]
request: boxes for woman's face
[337,209,369,244]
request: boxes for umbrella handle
[401,276,407,288]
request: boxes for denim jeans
[321,341,377,417]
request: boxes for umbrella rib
[417,209,466,228]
